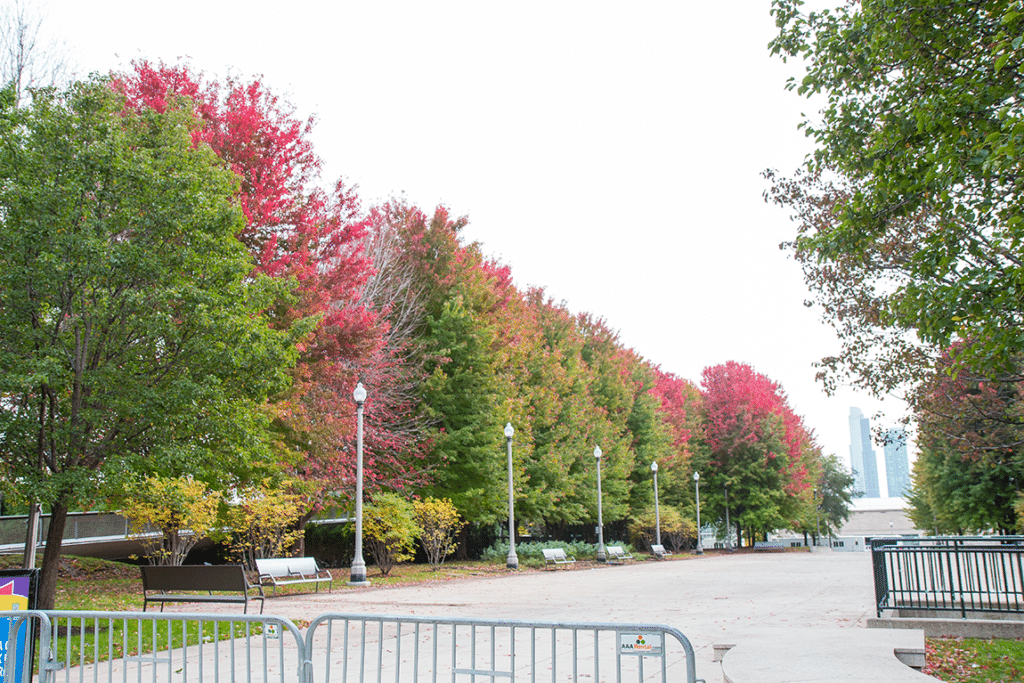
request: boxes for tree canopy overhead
[770,0,1024,380]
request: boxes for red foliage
[652,369,702,464]
[700,361,810,494]
[113,61,428,512]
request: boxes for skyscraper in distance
[883,428,911,498]
[849,407,881,498]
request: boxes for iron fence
[871,536,1024,618]
[0,611,702,683]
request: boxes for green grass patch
[925,637,1024,682]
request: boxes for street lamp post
[814,487,820,548]
[505,423,518,570]
[724,484,732,551]
[594,446,606,562]
[651,461,660,547]
[349,382,370,586]
[693,472,703,555]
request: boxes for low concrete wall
[869,615,1024,639]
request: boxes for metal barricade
[871,536,1024,618]
[1,611,702,683]
[304,613,703,683]
[1,610,304,683]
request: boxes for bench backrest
[141,565,248,592]
[651,544,666,554]
[607,546,624,555]
[256,557,319,577]
[542,548,566,560]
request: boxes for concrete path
[170,550,892,682]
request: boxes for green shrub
[363,493,420,576]
[481,540,634,563]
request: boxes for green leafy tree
[791,453,857,544]
[120,476,222,566]
[363,492,420,576]
[769,0,1024,381]
[413,497,465,570]
[699,362,814,546]
[0,78,297,607]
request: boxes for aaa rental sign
[619,633,664,657]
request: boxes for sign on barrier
[619,632,664,656]
[0,570,37,683]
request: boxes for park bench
[542,548,576,568]
[141,565,265,614]
[650,544,672,559]
[606,545,633,564]
[256,557,333,595]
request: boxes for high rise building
[849,407,881,498]
[883,428,911,498]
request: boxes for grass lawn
[925,637,1024,683]
[0,554,534,610]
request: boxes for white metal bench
[606,545,633,563]
[256,557,333,595]
[542,548,576,568]
[651,544,672,559]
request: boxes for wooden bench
[256,557,333,595]
[606,545,633,563]
[651,544,672,559]
[542,548,576,568]
[141,565,264,614]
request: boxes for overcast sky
[38,0,908,498]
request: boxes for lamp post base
[506,553,518,570]
[348,562,370,586]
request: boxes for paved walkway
[171,550,887,682]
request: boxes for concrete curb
[868,616,1024,639]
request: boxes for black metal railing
[871,536,1024,618]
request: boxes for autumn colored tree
[120,476,222,566]
[225,481,306,569]
[648,369,704,510]
[115,63,430,531]
[699,362,814,545]
[413,497,465,570]
[907,343,1024,534]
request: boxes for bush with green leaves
[481,540,633,565]
[363,493,420,576]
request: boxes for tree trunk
[37,499,70,610]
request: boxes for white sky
[38,0,909,496]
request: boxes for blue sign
[0,570,39,683]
